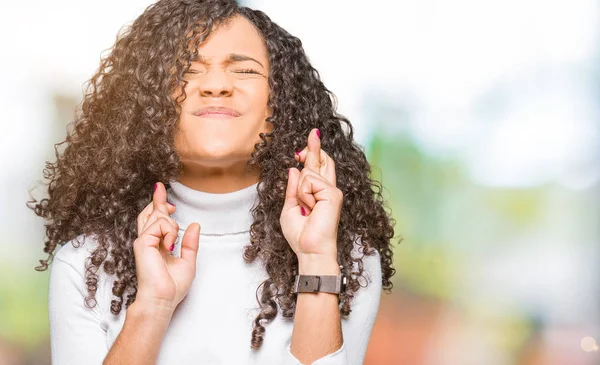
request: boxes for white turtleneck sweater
[48,181,382,365]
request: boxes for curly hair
[29,0,397,350]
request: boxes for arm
[102,301,173,365]
[102,182,200,364]
[289,257,343,364]
[283,129,383,364]
[287,250,383,365]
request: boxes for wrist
[128,298,175,324]
[297,255,340,275]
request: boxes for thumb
[282,168,300,211]
[180,223,200,265]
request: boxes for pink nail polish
[295,149,302,155]
[154,183,158,192]
[301,207,306,216]
[316,129,321,139]
[170,243,175,252]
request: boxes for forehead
[194,15,268,64]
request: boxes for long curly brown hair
[29,0,397,349]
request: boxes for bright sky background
[0,0,598,254]
[1,0,597,190]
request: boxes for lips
[193,106,242,117]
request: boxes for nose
[198,70,233,97]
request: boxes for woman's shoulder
[52,234,101,278]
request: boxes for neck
[167,178,260,239]
[177,161,260,193]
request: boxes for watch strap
[293,274,346,294]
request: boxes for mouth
[193,106,242,118]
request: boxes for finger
[138,183,176,234]
[136,217,179,253]
[153,182,170,215]
[137,200,176,235]
[180,223,201,264]
[323,154,336,186]
[282,167,301,212]
[298,173,342,218]
[293,147,306,165]
[296,169,330,212]
[142,210,179,237]
[304,128,322,173]
[295,148,335,185]
[137,202,154,236]
[294,147,306,160]
[294,146,306,158]
[166,201,176,213]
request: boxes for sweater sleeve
[285,247,383,365]
[48,240,109,365]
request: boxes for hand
[280,128,343,266]
[133,182,201,315]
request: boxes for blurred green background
[1,0,598,364]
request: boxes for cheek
[173,119,190,153]
[242,82,270,114]
[254,86,272,132]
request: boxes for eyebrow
[193,53,265,69]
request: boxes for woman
[30,0,397,364]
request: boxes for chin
[184,149,250,166]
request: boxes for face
[174,15,271,169]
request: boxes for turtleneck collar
[166,180,259,241]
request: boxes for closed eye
[183,69,262,76]
[234,69,260,74]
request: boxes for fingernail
[153,183,158,192]
[316,129,321,139]
[170,243,175,252]
[301,207,306,216]
[167,199,175,207]
[295,149,302,155]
